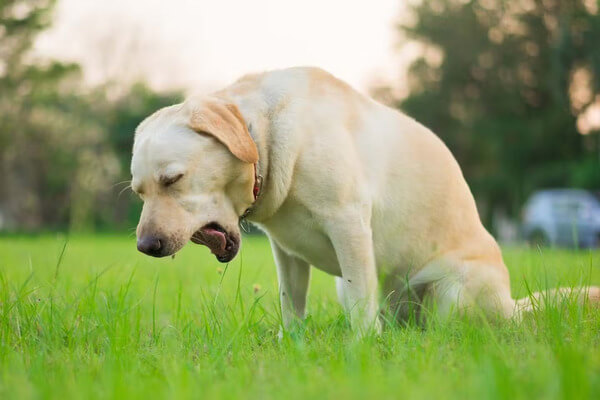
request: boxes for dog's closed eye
[160,173,184,187]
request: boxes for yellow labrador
[131,67,598,334]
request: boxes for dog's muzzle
[137,235,165,257]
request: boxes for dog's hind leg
[415,258,516,322]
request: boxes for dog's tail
[514,286,600,317]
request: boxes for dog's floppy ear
[188,101,259,164]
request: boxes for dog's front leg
[325,215,381,336]
[270,240,311,335]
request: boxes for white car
[522,189,600,248]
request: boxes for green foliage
[396,0,600,228]
[0,0,183,232]
[104,83,182,171]
[90,84,182,231]
[1,235,600,399]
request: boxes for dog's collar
[241,163,262,219]
[252,163,262,200]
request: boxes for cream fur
[131,67,598,335]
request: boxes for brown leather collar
[252,163,262,200]
[241,163,262,219]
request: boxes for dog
[131,67,599,334]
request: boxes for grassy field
[1,234,599,399]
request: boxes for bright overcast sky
[34,0,411,94]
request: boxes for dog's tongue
[192,227,226,256]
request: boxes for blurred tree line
[0,0,182,232]
[2,0,600,234]
[382,0,600,231]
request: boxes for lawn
[1,234,599,399]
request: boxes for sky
[32,1,600,133]
[35,0,413,94]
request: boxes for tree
[0,0,183,231]
[0,0,92,229]
[391,0,600,230]
[95,83,182,230]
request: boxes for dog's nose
[137,235,162,256]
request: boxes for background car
[522,189,600,248]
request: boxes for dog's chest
[258,200,342,276]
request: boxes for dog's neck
[218,90,294,224]
[240,160,263,219]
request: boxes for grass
[0,234,599,399]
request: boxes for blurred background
[1,0,599,246]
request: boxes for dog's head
[130,97,258,262]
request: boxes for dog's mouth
[191,222,240,263]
